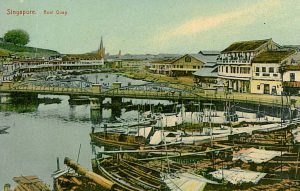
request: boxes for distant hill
[0,42,60,57]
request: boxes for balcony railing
[283,81,300,88]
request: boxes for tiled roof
[198,50,220,55]
[189,53,219,64]
[62,53,100,61]
[193,66,218,77]
[252,50,295,63]
[150,58,177,64]
[222,39,271,53]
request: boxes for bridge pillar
[0,93,12,104]
[111,97,122,120]
[89,97,104,110]
[4,184,11,191]
[90,109,102,125]
[91,84,102,94]
[1,81,13,90]
[112,82,122,89]
[10,92,38,103]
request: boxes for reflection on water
[0,94,175,188]
[0,73,171,188]
[0,95,93,188]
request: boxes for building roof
[281,45,300,51]
[151,53,219,65]
[252,50,295,63]
[198,50,220,55]
[221,39,271,53]
[150,58,177,64]
[62,53,100,61]
[193,66,218,78]
[188,53,219,64]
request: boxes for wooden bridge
[0,81,296,107]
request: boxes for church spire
[99,36,103,50]
[98,36,105,59]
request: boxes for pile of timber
[63,157,116,191]
[54,173,101,191]
[13,176,50,191]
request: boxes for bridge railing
[101,88,199,100]
[0,82,294,107]
[200,91,289,106]
[9,83,91,94]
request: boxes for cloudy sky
[1,0,300,54]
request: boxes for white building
[250,50,298,95]
[217,39,280,92]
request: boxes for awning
[210,168,266,184]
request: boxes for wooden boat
[54,157,115,191]
[97,158,169,191]
[90,132,146,149]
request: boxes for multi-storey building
[149,58,175,75]
[11,37,106,73]
[281,54,300,95]
[192,51,220,88]
[150,52,219,76]
[170,54,204,76]
[217,39,280,92]
[250,50,297,95]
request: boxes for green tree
[4,29,30,46]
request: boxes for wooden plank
[13,176,49,191]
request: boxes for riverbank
[117,71,194,85]
[117,71,300,108]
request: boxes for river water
[0,73,152,188]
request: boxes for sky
[1,0,300,54]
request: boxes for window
[256,73,259,76]
[257,85,260,90]
[232,67,236,73]
[240,67,250,74]
[262,67,266,72]
[193,66,196,69]
[185,56,191,62]
[246,67,250,74]
[256,67,260,72]
[180,65,183,68]
[240,67,244,74]
[290,73,295,82]
[269,67,274,73]
[226,66,228,73]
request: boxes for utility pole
[279,65,285,177]
[295,145,300,179]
